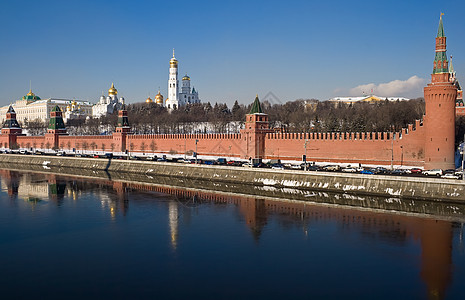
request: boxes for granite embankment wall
[0,154,463,202]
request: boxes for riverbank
[0,154,463,202]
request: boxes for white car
[341,167,357,173]
[424,169,443,176]
[441,173,460,179]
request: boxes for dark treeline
[21,97,465,144]
[263,98,426,133]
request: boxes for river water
[0,169,464,299]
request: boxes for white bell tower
[166,49,179,110]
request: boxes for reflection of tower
[419,220,452,300]
[0,170,20,198]
[238,198,268,241]
[47,174,66,204]
[169,201,179,250]
[112,181,129,216]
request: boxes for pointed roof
[249,95,263,114]
[52,105,62,112]
[437,13,445,37]
[7,106,15,113]
[449,55,454,73]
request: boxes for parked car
[410,168,422,174]
[216,158,227,165]
[360,169,375,175]
[306,165,320,171]
[341,167,357,173]
[375,167,389,174]
[391,169,406,176]
[441,173,460,179]
[424,169,443,176]
[242,162,254,168]
[271,164,285,170]
[323,165,340,172]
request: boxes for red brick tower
[1,106,24,148]
[240,95,273,160]
[113,104,130,152]
[424,14,457,170]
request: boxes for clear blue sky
[0,0,464,107]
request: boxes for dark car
[391,169,406,176]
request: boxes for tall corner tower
[424,14,457,170]
[167,49,179,109]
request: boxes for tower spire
[173,48,175,58]
[437,13,445,37]
[432,14,448,77]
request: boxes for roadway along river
[0,169,464,299]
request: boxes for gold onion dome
[146,96,153,103]
[108,83,118,95]
[182,74,190,81]
[155,90,164,104]
[170,49,178,67]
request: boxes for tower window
[438,148,440,151]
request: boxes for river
[0,169,464,299]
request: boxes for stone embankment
[0,154,463,202]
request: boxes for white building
[165,50,201,110]
[328,95,410,105]
[0,89,92,124]
[92,83,125,118]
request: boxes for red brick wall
[126,133,244,157]
[265,120,425,166]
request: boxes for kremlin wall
[0,16,460,170]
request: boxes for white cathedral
[165,50,200,110]
[92,83,125,117]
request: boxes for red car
[410,168,422,174]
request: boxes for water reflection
[0,169,462,299]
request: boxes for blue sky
[0,0,464,107]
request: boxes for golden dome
[155,90,164,104]
[170,48,178,67]
[146,96,153,103]
[108,83,118,96]
[26,89,35,97]
[182,75,190,81]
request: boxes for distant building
[165,50,201,110]
[450,56,464,116]
[144,90,164,105]
[328,95,410,106]
[0,89,92,124]
[92,83,125,118]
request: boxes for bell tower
[424,14,457,170]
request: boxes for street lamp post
[400,145,404,167]
[462,134,465,182]
[304,139,308,171]
[195,139,199,164]
[391,136,394,170]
